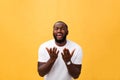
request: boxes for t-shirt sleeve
[38,45,50,62]
[71,47,82,64]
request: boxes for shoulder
[38,39,54,49]
[41,39,54,46]
[67,40,82,49]
[67,40,81,47]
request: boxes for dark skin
[62,48,82,79]
[38,21,82,79]
[38,47,59,77]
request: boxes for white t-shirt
[38,39,82,80]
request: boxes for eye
[61,28,65,30]
[54,27,58,30]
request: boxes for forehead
[54,22,67,28]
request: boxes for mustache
[56,32,63,35]
[53,33,67,43]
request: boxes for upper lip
[56,33,63,36]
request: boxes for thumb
[71,49,75,57]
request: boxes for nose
[57,28,61,32]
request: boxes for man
[38,21,82,80]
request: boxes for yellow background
[0,0,120,80]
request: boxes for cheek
[63,31,68,35]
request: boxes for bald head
[53,21,68,29]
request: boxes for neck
[55,40,67,47]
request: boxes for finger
[55,47,57,53]
[61,52,64,58]
[54,47,58,55]
[63,48,67,54]
[53,47,55,53]
[46,47,50,53]
[56,50,59,55]
[63,48,66,56]
[50,48,52,54]
[64,48,70,56]
[53,47,57,53]
[66,48,70,55]
[71,49,75,57]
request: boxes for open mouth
[56,33,63,39]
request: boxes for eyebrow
[54,26,67,29]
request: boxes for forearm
[38,59,56,77]
[66,62,82,79]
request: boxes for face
[53,22,68,43]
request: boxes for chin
[53,34,67,43]
[57,38,63,41]
[55,38,66,43]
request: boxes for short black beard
[53,34,67,43]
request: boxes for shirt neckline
[53,39,69,48]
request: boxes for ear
[66,30,69,35]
